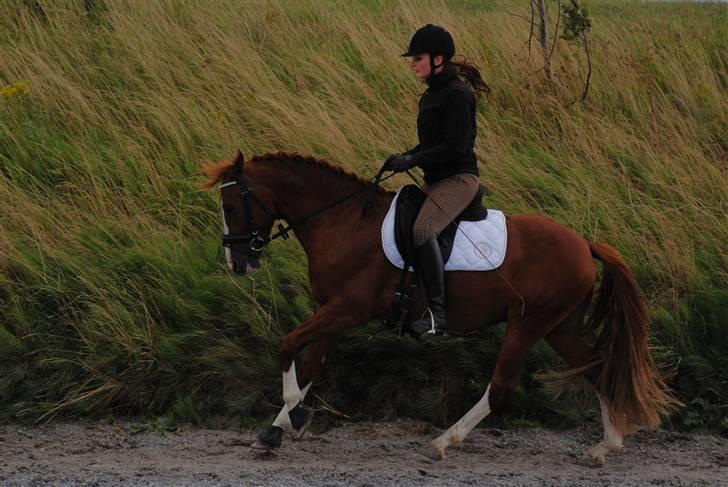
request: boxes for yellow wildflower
[1,81,31,100]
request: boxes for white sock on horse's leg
[599,394,623,449]
[587,394,624,464]
[282,362,304,411]
[432,384,492,451]
[273,382,312,429]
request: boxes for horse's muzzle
[246,255,262,274]
[231,255,262,275]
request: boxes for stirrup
[413,307,448,337]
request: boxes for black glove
[381,153,398,172]
[389,154,418,173]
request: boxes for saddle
[386,184,487,334]
[393,184,488,269]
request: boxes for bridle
[220,172,282,262]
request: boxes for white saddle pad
[381,189,508,272]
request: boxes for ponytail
[444,57,490,98]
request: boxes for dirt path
[1,420,726,486]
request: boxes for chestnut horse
[202,151,678,464]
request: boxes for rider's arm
[401,144,421,156]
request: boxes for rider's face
[409,53,444,79]
[409,54,430,79]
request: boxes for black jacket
[404,72,479,185]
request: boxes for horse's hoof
[251,439,275,450]
[583,441,619,467]
[417,444,445,460]
[289,403,314,440]
[581,447,607,467]
[252,425,283,450]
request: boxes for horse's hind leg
[545,308,623,465]
[420,309,563,460]
[252,340,331,450]
[590,394,623,465]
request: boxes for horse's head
[214,151,277,275]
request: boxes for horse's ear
[233,150,245,167]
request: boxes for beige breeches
[413,173,480,246]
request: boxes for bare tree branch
[580,29,592,101]
[534,0,554,83]
[549,0,562,61]
[504,6,539,26]
[505,2,537,63]
[528,0,536,56]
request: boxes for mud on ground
[1,419,726,486]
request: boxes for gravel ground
[1,419,726,486]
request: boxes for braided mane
[202,151,386,193]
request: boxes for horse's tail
[588,241,681,435]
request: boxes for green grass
[0,0,726,432]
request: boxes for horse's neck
[252,161,389,254]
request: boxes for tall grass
[1,0,726,430]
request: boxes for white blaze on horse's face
[221,196,233,272]
[220,179,241,272]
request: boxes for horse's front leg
[278,339,332,430]
[252,340,331,450]
[252,382,313,450]
[254,303,361,450]
[281,303,360,429]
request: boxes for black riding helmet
[401,24,455,79]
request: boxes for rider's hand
[382,153,398,172]
[389,154,418,173]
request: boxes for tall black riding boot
[410,236,448,337]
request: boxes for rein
[269,170,397,241]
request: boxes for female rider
[387,24,490,337]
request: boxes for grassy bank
[1,0,726,432]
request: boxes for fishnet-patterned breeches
[413,173,480,246]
